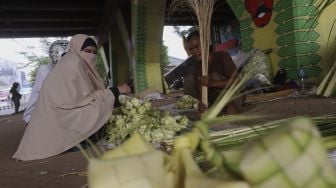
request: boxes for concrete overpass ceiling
[0,0,236,38]
[165,0,236,26]
[0,0,106,38]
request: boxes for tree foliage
[28,56,50,85]
[18,38,54,84]
[160,43,169,72]
[160,43,170,93]
[172,26,197,38]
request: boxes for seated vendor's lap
[209,88,245,115]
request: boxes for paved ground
[0,113,87,188]
[0,93,30,116]
[0,95,335,187]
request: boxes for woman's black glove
[109,87,121,107]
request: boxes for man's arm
[207,78,235,88]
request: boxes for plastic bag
[242,49,273,86]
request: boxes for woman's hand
[117,84,131,94]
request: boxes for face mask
[81,52,97,66]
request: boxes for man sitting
[184,31,242,114]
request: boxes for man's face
[188,36,202,61]
[49,45,66,65]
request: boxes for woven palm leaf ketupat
[88,133,170,188]
[238,118,336,188]
[88,118,336,187]
[87,71,336,187]
[89,133,250,188]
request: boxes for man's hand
[198,102,208,113]
[117,84,131,94]
[199,76,209,86]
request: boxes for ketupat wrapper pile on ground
[106,97,189,144]
[176,95,199,110]
[88,73,336,188]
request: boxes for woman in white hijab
[13,34,130,161]
[23,39,69,124]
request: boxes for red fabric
[214,39,238,52]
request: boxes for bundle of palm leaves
[314,0,336,97]
[316,62,336,97]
